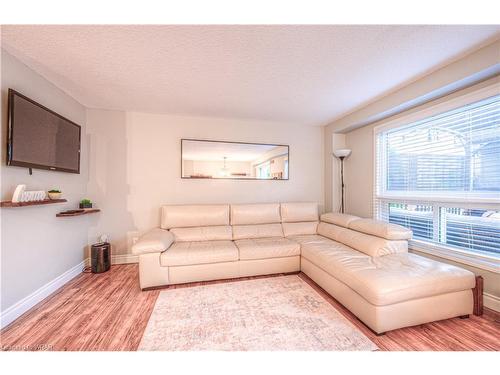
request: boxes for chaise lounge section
[302,213,475,333]
[132,202,476,334]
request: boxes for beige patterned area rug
[139,275,378,351]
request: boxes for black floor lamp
[333,149,352,213]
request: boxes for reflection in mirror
[181,139,289,180]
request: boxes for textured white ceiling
[1,25,499,126]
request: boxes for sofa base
[139,253,170,290]
[169,260,240,284]
[139,252,473,334]
[238,256,300,278]
[139,254,300,289]
[300,257,473,334]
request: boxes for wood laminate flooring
[1,264,499,351]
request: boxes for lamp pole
[333,149,351,214]
[339,156,345,214]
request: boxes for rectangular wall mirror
[181,139,289,180]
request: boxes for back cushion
[233,223,284,240]
[280,202,318,223]
[348,218,412,240]
[320,212,360,228]
[317,222,343,241]
[318,222,407,257]
[161,204,229,229]
[230,203,281,225]
[282,222,318,237]
[170,226,232,242]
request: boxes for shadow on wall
[86,110,136,256]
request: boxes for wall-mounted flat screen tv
[7,89,81,174]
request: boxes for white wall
[86,110,324,255]
[1,50,89,311]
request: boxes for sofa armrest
[132,228,174,255]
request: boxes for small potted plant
[79,198,93,209]
[48,189,62,200]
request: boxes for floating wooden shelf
[0,199,67,207]
[56,209,101,217]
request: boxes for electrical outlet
[127,231,141,251]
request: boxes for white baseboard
[0,260,86,329]
[82,254,138,266]
[484,292,500,313]
[83,254,138,266]
[112,254,138,264]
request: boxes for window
[256,161,271,179]
[375,91,500,264]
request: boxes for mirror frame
[181,138,290,180]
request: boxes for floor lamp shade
[333,149,352,159]
[333,149,352,213]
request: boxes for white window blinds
[375,93,500,258]
[377,94,500,199]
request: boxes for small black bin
[91,242,111,273]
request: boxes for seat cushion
[287,234,332,245]
[160,240,238,266]
[301,240,476,306]
[235,237,300,260]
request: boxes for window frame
[256,161,271,179]
[373,83,500,273]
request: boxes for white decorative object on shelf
[12,184,27,203]
[20,190,47,202]
[99,234,109,243]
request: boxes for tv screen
[7,89,81,173]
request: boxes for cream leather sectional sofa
[132,202,475,334]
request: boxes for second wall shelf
[56,209,101,217]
